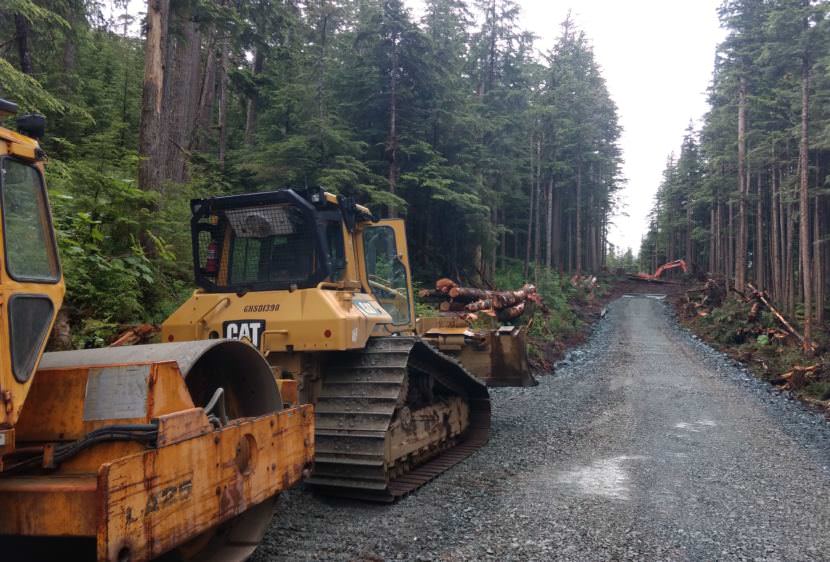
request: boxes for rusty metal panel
[0,475,98,536]
[97,404,314,562]
[83,365,150,421]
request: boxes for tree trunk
[771,165,781,300]
[490,206,498,278]
[386,29,399,218]
[162,17,201,184]
[727,201,734,280]
[553,190,562,270]
[686,194,693,271]
[576,164,582,275]
[799,42,812,348]
[193,32,217,152]
[814,192,823,324]
[500,207,506,265]
[217,22,230,169]
[735,76,747,292]
[567,213,573,272]
[138,0,170,192]
[14,14,33,74]
[814,153,824,325]
[785,196,796,316]
[533,137,542,268]
[709,204,716,274]
[524,132,535,277]
[755,169,764,289]
[545,178,553,269]
[316,8,329,158]
[244,47,265,146]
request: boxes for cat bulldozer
[0,99,314,561]
[162,189,491,501]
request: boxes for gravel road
[252,295,830,561]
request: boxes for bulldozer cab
[187,189,416,340]
[192,190,345,292]
[0,106,64,432]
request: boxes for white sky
[409,0,726,254]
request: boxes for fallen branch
[746,283,813,351]
[110,324,159,347]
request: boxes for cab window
[363,226,411,324]
[326,221,345,282]
[0,158,59,282]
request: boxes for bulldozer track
[307,336,491,502]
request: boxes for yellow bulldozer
[0,99,314,561]
[162,188,494,501]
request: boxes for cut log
[497,302,525,321]
[492,284,536,309]
[436,278,457,294]
[439,301,467,312]
[450,284,537,307]
[448,286,491,302]
[418,289,446,299]
[465,299,494,313]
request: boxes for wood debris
[746,283,815,353]
[421,279,539,321]
[683,277,726,317]
[771,364,819,391]
[109,324,159,347]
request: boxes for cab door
[0,155,64,430]
[357,219,415,334]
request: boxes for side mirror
[17,113,46,139]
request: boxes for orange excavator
[631,259,688,282]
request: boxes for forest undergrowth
[676,294,830,416]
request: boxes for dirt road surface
[253,295,830,561]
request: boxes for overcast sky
[408,0,726,254]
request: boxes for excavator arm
[632,259,689,282]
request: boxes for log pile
[418,278,538,322]
[109,324,159,347]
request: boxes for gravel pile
[252,295,830,561]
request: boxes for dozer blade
[469,325,536,388]
[419,320,537,388]
[306,337,490,502]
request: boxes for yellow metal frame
[0,129,65,436]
